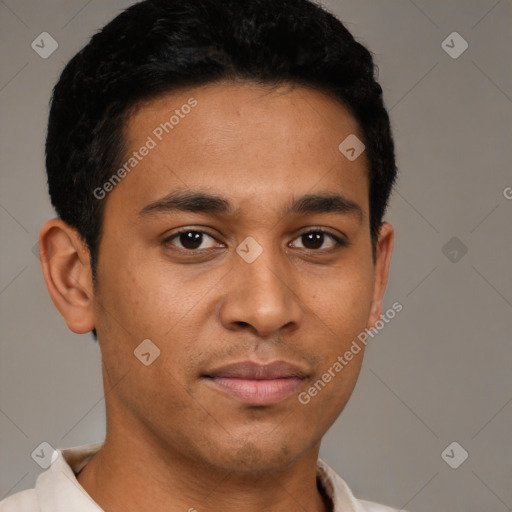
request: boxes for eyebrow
[139,190,363,222]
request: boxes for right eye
[163,229,224,251]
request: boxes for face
[91,81,391,472]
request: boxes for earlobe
[39,218,95,334]
[367,222,394,329]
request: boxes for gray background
[1,0,511,510]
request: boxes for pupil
[180,231,202,249]
[303,232,323,249]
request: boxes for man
[1,0,401,510]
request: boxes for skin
[40,81,394,512]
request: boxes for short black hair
[46,0,397,277]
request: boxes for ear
[38,218,95,334]
[367,222,394,329]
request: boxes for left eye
[289,230,344,251]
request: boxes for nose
[218,246,303,338]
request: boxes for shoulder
[317,458,405,512]
[0,488,39,512]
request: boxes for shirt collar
[36,443,363,512]
[36,443,103,512]
[316,458,369,512]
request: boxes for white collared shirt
[0,443,402,511]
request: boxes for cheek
[95,245,196,334]
[92,248,226,386]
[93,257,206,412]
[301,260,373,402]
[306,260,374,338]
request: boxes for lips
[203,361,307,406]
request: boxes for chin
[201,433,312,474]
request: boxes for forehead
[113,81,369,218]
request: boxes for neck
[76,431,331,512]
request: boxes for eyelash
[162,228,349,254]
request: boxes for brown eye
[290,230,346,251]
[301,232,325,250]
[165,230,219,251]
